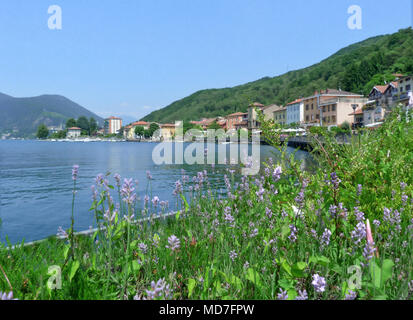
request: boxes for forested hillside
[142,28,413,123]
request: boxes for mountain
[0,93,103,137]
[142,28,413,123]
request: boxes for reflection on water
[0,140,314,243]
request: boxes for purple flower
[354,207,365,222]
[152,196,160,207]
[330,172,341,189]
[277,289,288,300]
[344,290,357,300]
[295,289,308,300]
[166,235,180,252]
[72,165,79,181]
[272,166,282,182]
[57,226,68,239]
[312,274,326,293]
[95,173,104,185]
[288,225,297,243]
[351,222,366,246]
[138,242,148,254]
[114,173,121,186]
[400,182,407,190]
[357,184,362,196]
[141,278,172,300]
[265,207,273,219]
[321,228,332,247]
[173,180,183,196]
[146,171,153,180]
[0,291,17,300]
[373,220,381,227]
[120,178,136,205]
[229,250,238,262]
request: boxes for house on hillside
[160,123,176,140]
[123,121,150,140]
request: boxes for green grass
[1,107,412,300]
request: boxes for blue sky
[0,0,411,121]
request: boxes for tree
[76,116,90,135]
[207,121,221,130]
[36,124,49,139]
[66,118,77,128]
[149,123,160,136]
[89,117,98,135]
[134,126,145,137]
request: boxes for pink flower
[365,219,379,258]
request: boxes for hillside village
[117,74,413,141]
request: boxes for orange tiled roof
[68,127,81,130]
[286,98,302,105]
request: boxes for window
[316,114,320,120]
[400,87,404,92]
[332,105,336,111]
[306,105,309,111]
[328,105,330,112]
[311,104,314,110]
[323,106,326,112]
[332,115,336,123]
[406,85,411,92]
[306,116,309,121]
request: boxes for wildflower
[330,172,341,189]
[144,278,173,300]
[351,222,366,246]
[95,173,104,185]
[72,165,79,181]
[295,289,308,300]
[243,261,250,269]
[400,182,407,190]
[354,207,365,222]
[277,289,288,300]
[91,185,98,202]
[288,225,297,243]
[321,228,332,247]
[329,205,337,218]
[373,220,381,227]
[272,166,282,182]
[166,235,180,252]
[312,274,326,293]
[56,226,68,239]
[250,228,259,238]
[344,290,357,300]
[138,242,148,254]
[152,196,160,207]
[146,171,153,180]
[120,178,136,205]
[229,250,238,262]
[0,291,17,300]
[224,207,235,225]
[265,207,273,220]
[173,180,183,195]
[114,173,121,187]
[357,184,362,196]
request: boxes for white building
[286,98,304,125]
[104,116,122,135]
[67,127,81,139]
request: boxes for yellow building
[273,106,287,126]
[160,124,176,140]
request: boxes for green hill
[0,93,103,138]
[142,28,413,123]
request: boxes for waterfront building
[67,127,81,139]
[302,89,364,127]
[123,121,150,140]
[363,85,389,126]
[273,106,287,126]
[248,103,281,130]
[104,116,122,135]
[160,123,176,140]
[226,112,248,130]
[286,98,304,126]
[319,96,367,127]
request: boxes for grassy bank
[1,107,412,300]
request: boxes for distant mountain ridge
[0,93,103,137]
[141,28,413,123]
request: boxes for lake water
[0,140,314,244]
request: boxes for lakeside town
[24,73,412,143]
